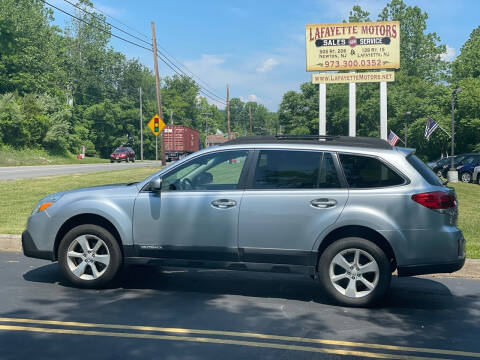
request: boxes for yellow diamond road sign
[147,114,165,136]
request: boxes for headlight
[32,193,63,214]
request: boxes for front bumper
[22,230,54,261]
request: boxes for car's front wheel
[318,237,391,307]
[58,224,122,288]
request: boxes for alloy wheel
[329,248,379,298]
[461,172,471,183]
[66,234,110,280]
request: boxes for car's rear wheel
[58,224,122,288]
[460,172,471,183]
[318,237,391,307]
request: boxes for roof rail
[275,135,340,141]
[220,135,392,149]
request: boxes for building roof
[220,135,392,150]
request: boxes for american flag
[387,130,400,146]
[424,117,439,140]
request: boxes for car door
[238,149,348,266]
[133,149,251,261]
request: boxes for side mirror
[150,177,162,192]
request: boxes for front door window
[162,150,249,191]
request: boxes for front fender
[48,198,135,247]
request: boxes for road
[1,252,480,359]
[0,162,162,180]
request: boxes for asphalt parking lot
[1,251,480,360]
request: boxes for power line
[41,0,152,51]
[62,0,152,47]
[85,1,151,40]
[42,0,226,106]
[60,0,226,103]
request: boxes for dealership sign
[312,71,395,84]
[305,21,400,71]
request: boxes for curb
[1,234,479,279]
[0,234,22,252]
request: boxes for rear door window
[252,150,341,189]
[340,154,405,188]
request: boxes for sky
[49,0,480,111]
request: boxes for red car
[110,147,135,163]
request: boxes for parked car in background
[436,154,478,178]
[430,156,456,177]
[23,135,465,307]
[456,154,480,183]
[110,147,135,163]
[472,166,480,184]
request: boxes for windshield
[114,149,127,153]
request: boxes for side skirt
[125,257,315,276]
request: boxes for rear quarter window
[339,154,406,188]
[407,155,443,186]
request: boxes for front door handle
[310,198,337,209]
[211,199,237,209]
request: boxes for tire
[317,237,391,307]
[110,160,114,163]
[126,157,129,163]
[460,172,471,183]
[132,157,135,163]
[58,224,122,288]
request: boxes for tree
[348,5,371,22]
[0,0,67,94]
[452,26,480,81]
[378,0,447,81]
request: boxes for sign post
[306,21,400,138]
[349,71,356,137]
[147,114,166,161]
[319,83,326,135]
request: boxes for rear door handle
[310,198,337,209]
[211,199,237,209]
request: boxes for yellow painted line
[0,317,478,358]
[0,324,444,360]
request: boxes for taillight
[411,191,457,210]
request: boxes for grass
[0,168,479,258]
[0,147,108,166]
[449,182,480,258]
[0,167,159,234]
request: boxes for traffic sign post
[147,114,166,161]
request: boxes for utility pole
[404,111,411,148]
[449,88,462,182]
[226,84,231,139]
[170,110,173,125]
[139,87,143,161]
[249,106,252,136]
[151,21,165,164]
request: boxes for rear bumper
[22,230,54,261]
[397,257,465,277]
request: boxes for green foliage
[277,0,479,160]
[378,0,447,81]
[452,26,480,80]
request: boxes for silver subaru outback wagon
[23,135,465,307]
